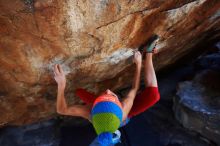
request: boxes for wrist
[58,84,65,90]
[136,63,142,68]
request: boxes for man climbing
[54,35,160,145]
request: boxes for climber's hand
[54,64,66,89]
[133,51,142,66]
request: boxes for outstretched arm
[122,51,142,121]
[54,64,90,120]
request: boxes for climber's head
[91,92,123,146]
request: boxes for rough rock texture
[0,0,220,126]
[174,69,220,145]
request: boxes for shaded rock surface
[173,49,220,145]
[0,119,60,146]
[0,0,220,126]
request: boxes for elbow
[57,107,66,115]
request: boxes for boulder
[0,0,220,126]
[173,69,220,145]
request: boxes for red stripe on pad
[93,94,122,108]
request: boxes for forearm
[132,64,141,91]
[56,85,68,113]
[122,64,141,120]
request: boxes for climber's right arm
[56,87,91,120]
[54,64,90,120]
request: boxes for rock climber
[53,35,160,146]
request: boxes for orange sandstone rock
[0,0,219,126]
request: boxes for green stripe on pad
[92,113,121,134]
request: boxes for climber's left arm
[121,51,142,121]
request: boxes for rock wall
[0,0,220,126]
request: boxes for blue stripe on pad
[91,101,122,121]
